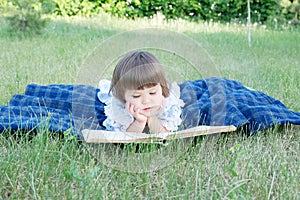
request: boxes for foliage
[53,0,100,17]
[100,0,279,24]
[3,0,53,36]
[280,0,300,22]
[6,11,48,35]
[0,0,13,15]
[1,0,299,30]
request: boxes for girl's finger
[136,108,141,115]
[161,98,165,107]
[125,101,130,111]
[130,104,135,115]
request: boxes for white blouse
[97,80,184,132]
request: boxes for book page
[82,129,163,143]
[82,125,237,144]
[162,125,237,139]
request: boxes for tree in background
[280,0,299,24]
[3,0,54,36]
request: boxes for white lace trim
[97,80,184,132]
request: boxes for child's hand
[148,98,165,116]
[126,102,147,124]
[147,115,169,133]
[148,105,163,116]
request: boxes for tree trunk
[294,0,299,23]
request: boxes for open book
[82,125,237,144]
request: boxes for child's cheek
[129,99,139,109]
[128,98,135,106]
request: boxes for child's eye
[149,92,156,95]
[132,95,141,98]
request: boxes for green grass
[0,14,300,199]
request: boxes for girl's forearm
[126,120,146,133]
[147,116,169,133]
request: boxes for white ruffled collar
[97,80,184,132]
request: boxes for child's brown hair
[109,50,169,103]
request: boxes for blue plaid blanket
[0,84,106,137]
[180,78,300,133]
[0,78,299,137]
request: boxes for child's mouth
[143,107,151,111]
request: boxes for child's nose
[142,96,150,104]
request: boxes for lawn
[0,13,299,199]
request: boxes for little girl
[98,50,184,133]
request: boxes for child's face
[124,84,165,116]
